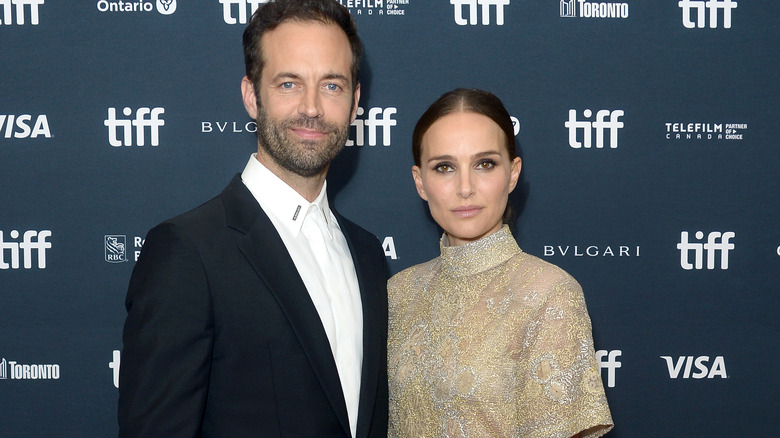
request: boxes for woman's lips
[452,205,482,218]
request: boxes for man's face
[242,20,360,178]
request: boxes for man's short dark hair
[243,0,362,90]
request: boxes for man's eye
[325,83,341,91]
[281,82,294,89]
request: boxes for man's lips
[452,205,482,218]
[290,127,327,140]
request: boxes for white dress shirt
[241,154,363,437]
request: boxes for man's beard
[255,105,350,178]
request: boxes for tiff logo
[219,0,267,24]
[565,109,624,149]
[104,107,165,147]
[346,107,397,147]
[0,0,44,25]
[0,230,51,269]
[677,231,734,270]
[596,350,621,388]
[451,0,510,26]
[109,350,121,388]
[679,0,737,29]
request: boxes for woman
[388,89,614,438]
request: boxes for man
[117,1,388,436]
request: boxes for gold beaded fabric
[388,226,613,438]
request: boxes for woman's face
[412,111,522,246]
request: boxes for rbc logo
[677,231,734,270]
[346,107,397,147]
[565,109,624,149]
[0,114,51,138]
[596,350,621,388]
[661,355,727,379]
[0,0,43,25]
[679,0,737,29]
[104,107,165,147]
[220,0,267,24]
[105,235,128,263]
[0,230,52,269]
[451,0,510,26]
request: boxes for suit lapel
[220,175,351,436]
[335,213,384,438]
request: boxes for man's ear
[412,165,428,201]
[241,76,259,119]
[350,82,361,122]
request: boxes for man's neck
[254,151,327,203]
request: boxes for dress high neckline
[439,225,522,277]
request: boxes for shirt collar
[241,153,333,238]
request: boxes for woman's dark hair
[243,0,362,90]
[412,88,517,167]
[412,88,519,224]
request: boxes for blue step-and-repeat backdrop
[1,0,778,436]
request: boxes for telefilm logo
[0,0,43,25]
[220,0,266,24]
[451,0,511,26]
[346,106,397,147]
[97,0,177,14]
[104,107,165,147]
[338,0,411,17]
[665,122,747,140]
[0,357,60,380]
[677,231,734,270]
[0,230,51,269]
[566,109,624,149]
[661,355,727,379]
[560,0,629,19]
[543,244,640,257]
[596,350,621,388]
[679,0,737,29]
[0,114,51,139]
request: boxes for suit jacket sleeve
[118,221,213,437]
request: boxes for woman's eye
[433,163,454,173]
[477,159,496,170]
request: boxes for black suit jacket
[118,175,388,437]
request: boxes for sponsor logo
[0,357,60,380]
[665,122,747,140]
[109,350,121,388]
[543,245,640,257]
[382,236,397,260]
[104,107,165,147]
[451,0,511,26]
[560,0,629,19]
[0,230,51,269]
[105,235,128,263]
[661,355,728,378]
[96,0,177,14]
[0,114,51,139]
[201,121,257,134]
[677,231,734,270]
[565,109,624,149]
[510,116,520,136]
[346,106,397,147]
[0,0,43,25]
[679,0,737,29]
[338,0,412,17]
[596,349,621,388]
[219,0,267,24]
[777,245,780,257]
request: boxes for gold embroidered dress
[388,226,613,438]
